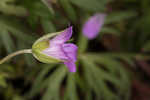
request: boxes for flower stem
[0,49,32,64]
[78,32,88,53]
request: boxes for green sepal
[32,40,62,63]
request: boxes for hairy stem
[0,49,32,64]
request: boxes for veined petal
[82,13,106,39]
[63,43,78,62]
[50,26,73,46]
[42,44,68,61]
[64,61,76,72]
[32,26,78,73]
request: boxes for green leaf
[41,19,56,33]
[81,58,118,100]
[69,0,109,12]
[0,64,15,74]
[0,64,15,88]
[12,95,25,100]
[82,60,100,98]
[59,0,77,23]
[0,0,27,16]
[0,16,36,44]
[85,89,92,100]
[101,27,121,36]
[17,40,36,66]
[0,29,15,53]
[64,74,79,100]
[0,75,7,88]
[24,1,53,19]
[81,53,131,99]
[28,64,55,97]
[42,65,67,100]
[84,53,136,66]
[41,0,55,14]
[105,11,137,24]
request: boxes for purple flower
[42,27,78,72]
[82,13,106,39]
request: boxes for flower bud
[32,40,62,63]
[31,27,78,72]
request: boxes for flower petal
[64,61,76,72]
[82,13,106,39]
[63,43,78,62]
[42,44,68,61]
[50,26,73,46]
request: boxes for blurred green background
[0,0,150,100]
